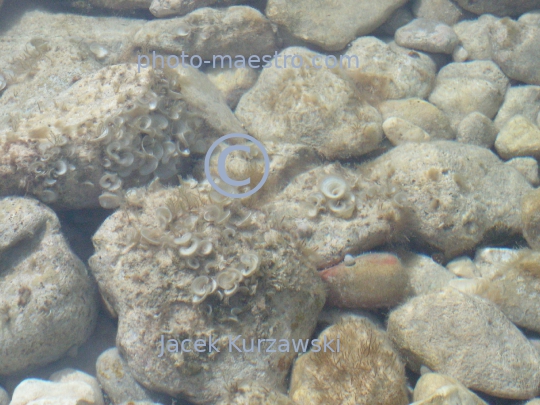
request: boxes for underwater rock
[265,0,407,51]
[0,63,242,209]
[388,287,540,399]
[412,372,488,405]
[264,141,531,266]
[526,400,540,405]
[289,317,408,405]
[522,188,540,250]
[89,180,325,403]
[494,85,540,130]
[235,47,383,160]
[96,348,155,404]
[150,0,240,17]
[429,61,509,130]
[395,18,459,54]
[456,112,497,148]
[412,0,466,26]
[473,247,520,279]
[10,369,104,405]
[495,115,540,159]
[0,387,7,405]
[343,37,436,103]
[0,197,98,376]
[216,383,295,405]
[446,256,479,278]
[320,253,409,308]
[455,0,540,17]
[130,6,277,63]
[378,98,455,140]
[467,249,540,334]
[207,67,258,109]
[382,117,431,145]
[490,14,540,85]
[505,157,539,186]
[403,253,456,296]
[453,14,499,62]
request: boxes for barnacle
[191,276,217,304]
[141,227,163,245]
[156,206,173,228]
[328,193,356,219]
[99,172,122,191]
[240,253,260,277]
[319,176,348,200]
[99,192,123,209]
[179,237,200,257]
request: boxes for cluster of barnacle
[30,134,75,204]
[123,182,262,313]
[304,175,357,219]
[95,70,206,209]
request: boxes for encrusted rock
[490,15,540,85]
[429,61,509,129]
[395,18,458,54]
[403,253,455,297]
[455,0,540,17]
[505,157,539,185]
[382,117,431,145]
[0,64,242,209]
[320,253,409,308]
[235,47,383,160]
[453,15,498,62]
[290,317,408,405]
[264,142,531,266]
[0,197,98,376]
[388,288,540,399]
[89,180,325,403]
[522,188,540,250]
[378,98,455,140]
[207,67,258,109]
[150,0,240,17]
[494,85,540,130]
[10,369,104,405]
[130,6,277,62]
[265,0,407,51]
[456,112,498,148]
[411,0,466,26]
[473,247,520,279]
[412,372,488,405]
[495,115,540,159]
[343,37,436,103]
[96,348,155,404]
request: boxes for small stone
[378,98,455,140]
[495,85,540,130]
[495,115,540,159]
[206,67,258,109]
[446,256,479,278]
[265,0,408,51]
[505,157,539,186]
[0,197,98,376]
[0,386,8,405]
[320,253,408,308]
[522,188,540,250]
[96,348,154,404]
[290,317,408,405]
[403,253,456,297]
[343,37,436,103]
[473,247,521,279]
[457,112,498,148]
[149,0,239,17]
[455,0,540,17]
[382,117,431,145]
[453,14,499,62]
[490,16,540,85]
[235,47,383,160]
[413,372,488,405]
[525,400,540,405]
[395,18,458,54]
[412,0,466,25]
[10,369,104,405]
[388,288,540,399]
[429,61,509,129]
